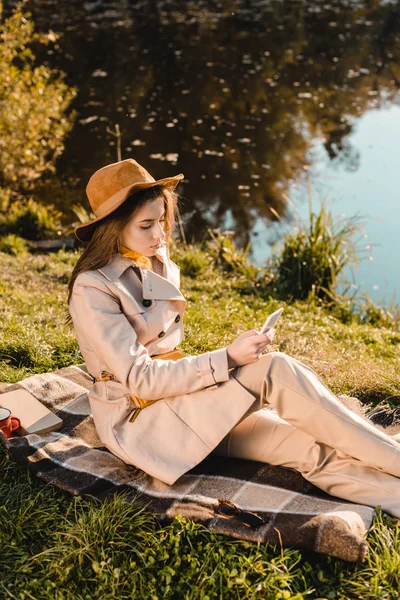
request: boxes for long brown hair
[64,185,179,327]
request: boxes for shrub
[0,197,63,240]
[0,186,11,211]
[0,0,77,191]
[0,233,28,255]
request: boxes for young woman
[67,158,400,518]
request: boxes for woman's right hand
[227,328,275,369]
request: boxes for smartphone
[261,308,284,334]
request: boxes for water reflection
[5,0,400,251]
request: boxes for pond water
[252,104,400,305]
[5,0,400,304]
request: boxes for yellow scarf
[119,244,153,271]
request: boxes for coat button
[175,314,181,323]
[158,331,166,338]
[142,299,152,307]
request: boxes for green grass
[1,245,400,598]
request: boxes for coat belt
[91,349,186,424]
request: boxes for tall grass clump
[271,203,365,303]
[206,228,263,280]
[0,197,64,240]
[169,237,212,278]
[170,229,265,284]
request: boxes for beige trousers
[210,352,400,518]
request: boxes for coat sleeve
[69,274,230,401]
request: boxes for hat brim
[74,174,184,242]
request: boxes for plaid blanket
[0,364,380,563]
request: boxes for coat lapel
[98,250,185,302]
[140,268,185,301]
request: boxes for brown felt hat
[74,158,184,242]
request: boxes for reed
[271,202,366,303]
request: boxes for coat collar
[97,253,137,281]
[97,248,185,301]
[140,267,184,301]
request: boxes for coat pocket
[90,380,134,426]
[114,400,211,485]
[164,375,257,450]
[89,394,130,428]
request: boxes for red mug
[0,407,21,439]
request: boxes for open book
[0,388,63,435]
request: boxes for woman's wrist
[227,352,237,370]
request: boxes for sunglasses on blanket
[216,498,265,528]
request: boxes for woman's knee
[267,352,318,382]
[263,351,294,370]
[268,351,290,360]
[261,351,306,386]
[249,352,292,382]
[233,352,296,395]
[258,351,289,366]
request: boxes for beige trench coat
[68,247,258,485]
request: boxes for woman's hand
[227,328,275,369]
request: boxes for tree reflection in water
[10,0,400,248]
